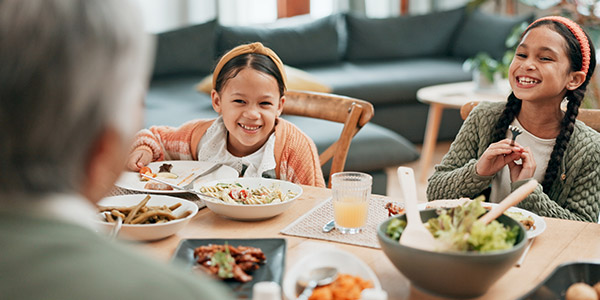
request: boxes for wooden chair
[460,101,600,132]
[282,90,374,187]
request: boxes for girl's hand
[126,149,152,171]
[508,146,536,182]
[476,139,524,176]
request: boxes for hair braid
[492,93,522,143]
[541,90,583,191]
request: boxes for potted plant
[463,52,500,91]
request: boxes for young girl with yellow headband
[427,16,600,222]
[127,42,325,187]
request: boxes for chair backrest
[283,90,374,187]
[460,101,600,132]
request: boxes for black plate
[172,238,286,299]
[519,262,600,300]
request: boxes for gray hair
[0,0,151,195]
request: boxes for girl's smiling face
[509,25,585,104]
[211,67,284,157]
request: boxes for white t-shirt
[489,119,555,203]
[196,116,277,178]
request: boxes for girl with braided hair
[427,16,600,222]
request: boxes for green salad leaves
[386,198,519,253]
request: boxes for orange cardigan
[131,118,326,187]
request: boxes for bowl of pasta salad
[194,178,302,221]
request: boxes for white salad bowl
[194,177,302,221]
[95,194,198,241]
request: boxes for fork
[509,125,523,146]
[178,163,223,190]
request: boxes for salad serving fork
[509,125,523,146]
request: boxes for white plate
[195,177,302,221]
[115,161,238,194]
[95,194,198,241]
[418,200,547,239]
[282,247,382,300]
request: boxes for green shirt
[0,211,234,299]
[427,101,600,222]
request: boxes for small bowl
[195,178,302,221]
[282,247,382,300]
[96,194,198,241]
[377,209,527,298]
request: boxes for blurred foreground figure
[0,1,232,299]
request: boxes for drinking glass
[331,172,372,234]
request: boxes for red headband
[526,16,591,75]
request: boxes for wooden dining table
[136,185,600,300]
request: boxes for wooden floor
[384,141,452,203]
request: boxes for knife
[141,173,222,202]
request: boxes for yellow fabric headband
[212,42,287,90]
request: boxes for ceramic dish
[172,238,286,299]
[378,210,527,298]
[519,261,600,299]
[115,161,238,194]
[95,194,198,241]
[418,200,546,239]
[282,247,382,300]
[195,178,302,221]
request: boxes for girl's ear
[277,96,285,117]
[566,71,587,90]
[211,89,222,113]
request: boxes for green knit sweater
[427,101,600,222]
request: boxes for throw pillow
[345,7,465,61]
[451,10,533,60]
[218,14,343,67]
[153,20,217,78]
[195,65,332,94]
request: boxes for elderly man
[0,0,233,299]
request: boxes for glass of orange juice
[331,172,372,234]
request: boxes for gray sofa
[145,7,530,194]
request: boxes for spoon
[322,219,335,233]
[479,179,538,224]
[297,266,338,300]
[397,167,437,251]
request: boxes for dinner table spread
[130,185,600,300]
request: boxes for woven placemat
[280,195,400,249]
[108,186,206,209]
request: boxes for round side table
[417,81,508,182]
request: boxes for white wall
[217,0,277,25]
[132,0,216,33]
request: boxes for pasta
[199,182,296,205]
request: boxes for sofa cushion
[218,14,343,67]
[153,20,218,78]
[195,65,332,94]
[451,10,533,60]
[345,7,464,61]
[145,75,217,128]
[303,58,471,106]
